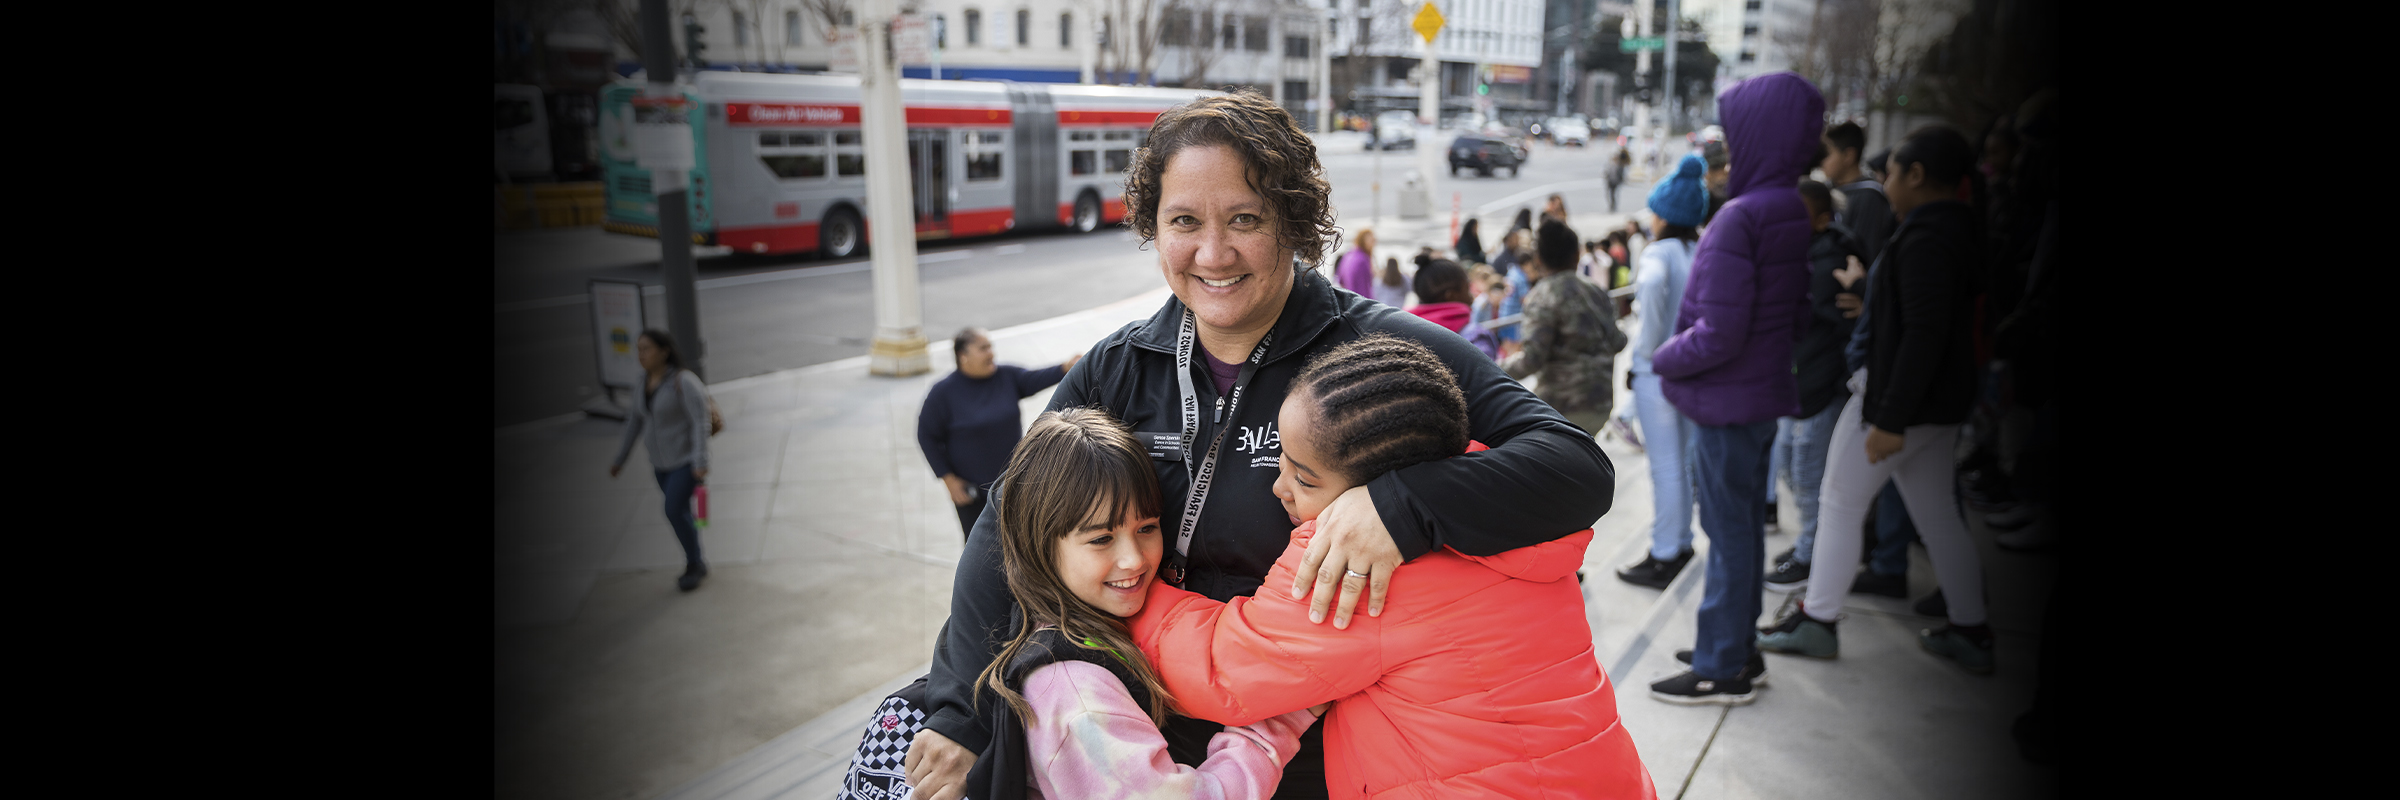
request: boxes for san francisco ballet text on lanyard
[1165,308,1272,587]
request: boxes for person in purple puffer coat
[1644,71,1825,707]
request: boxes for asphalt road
[491,129,1673,428]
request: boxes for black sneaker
[1649,669,1758,706]
[1772,547,1798,569]
[1674,648,1768,686]
[678,562,709,592]
[1851,570,1908,598]
[1614,550,1693,590]
[1914,588,1946,617]
[1763,556,1810,593]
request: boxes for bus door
[908,129,947,233]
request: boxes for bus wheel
[822,208,864,259]
[1073,193,1102,234]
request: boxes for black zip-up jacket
[1863,200,1978,431]
[1797,224,1864,418]
[1837,179,1894,266]
[921,267,1616,781]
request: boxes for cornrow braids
[1290,333,1470,484]
[1122,89,1340,266]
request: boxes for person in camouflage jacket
[1503,219,1631,433]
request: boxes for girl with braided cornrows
[1125,334,1656,799]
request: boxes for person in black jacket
[1820,122,1894,266]
[900,90,1615,800]
[1822,126,1921,593]
[1755,125,1994,674]
[916,327,1083,539]
[1761,182,1878,596]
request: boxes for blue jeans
[655,465,705,567]
[1785,399,1844,564]
[1632,374,1696,561]
[1767,418,1793,505]
[1691,419,1777,682]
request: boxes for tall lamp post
[862,0,929,376]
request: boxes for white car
[1549,119,1591,146]
[1370,110,1417,150]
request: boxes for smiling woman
[910,90,1620,800]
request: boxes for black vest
[963,626,1153,800]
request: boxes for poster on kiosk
[588,279,647,403]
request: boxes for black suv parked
[1448,133,1526,178]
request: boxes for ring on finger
[1344,569,1369,580]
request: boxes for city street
[492,128,1679,428]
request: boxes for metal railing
[1481,284,1637,333]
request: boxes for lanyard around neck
[1167,308,1271,587]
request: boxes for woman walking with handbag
[609,329,716,592]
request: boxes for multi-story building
[1319,0,1547,120]
[606,1,1323,119]
[1695,0,1810,81]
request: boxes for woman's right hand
[903,729,977,800]
[942,474,972,506]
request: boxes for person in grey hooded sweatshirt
[609,329,714,592]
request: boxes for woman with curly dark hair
[905,89,1619,800]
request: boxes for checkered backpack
[838,677,933,800]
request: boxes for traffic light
[683,16,708,66]
[1477,66,1491,96]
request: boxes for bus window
[760,130,828,179]
[835,131,865,177]
[1103,130,1135,141]
[1069,131,1097,142]
[1103,149,1131,174]
[1071,150,1097,176]
[762,154,826,179]
[965,131,1004,182]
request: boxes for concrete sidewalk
[495,272,2055,799]
[494,278,1171,800]
[496,153,2056,796]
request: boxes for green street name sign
[1619,37,1664,52]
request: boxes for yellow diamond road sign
[1412,3,1445,43]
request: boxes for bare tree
[1778,0,1880,121]
[1326,0,1420,115]
[1095,0,1167,85]
[795,0,856,44]
[595,0,728,65]
[1865,0,1961,142]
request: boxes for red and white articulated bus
[600,72,1213,257]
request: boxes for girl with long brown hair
[961,407,1319,799]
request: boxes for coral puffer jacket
[1129,459,1654,798]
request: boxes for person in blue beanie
[1616,152,1710,592]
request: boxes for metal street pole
[1419,7,1440,225]
[1664,0,1678,131]
[640,0,705,380]
[1317,10,1332,133]
[1632,0,1651,171]
[863,0,930,376]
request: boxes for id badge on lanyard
[1163,308,1271,588]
